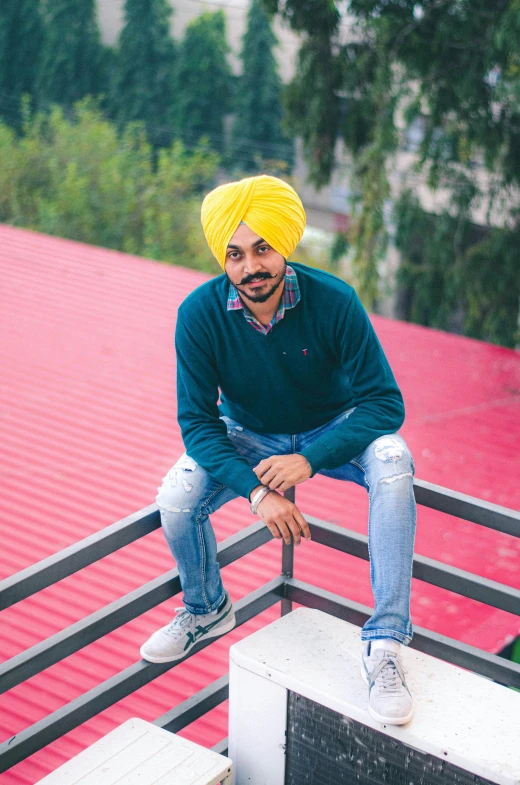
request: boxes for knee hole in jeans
[371,437,414,485]
[157,458,198,513]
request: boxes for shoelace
[165,608,192,638]
[371,653,407,695]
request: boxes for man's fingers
[258,491,309,546]
[294,508,311,540]
[259,467,286,489]
[275,519,292,545]
[286,517,302,545]
[266,521,282,540]
[260,468,277,486]
[254,459,272,479]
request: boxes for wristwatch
[250,485,272,515]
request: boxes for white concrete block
[229,659,287,785]
[35,718,232,785]
[229,608,520,785]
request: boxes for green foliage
[284,35,342,187]
[112,0,176,147]
[360,0,520,189]
[0,0,44,128]
[459,223,520,347]
[0,99,221,274]
[348,43,398,307]
[263,0,339,37]
[511,637,520,666]
[37,0,106,108]
[267,0,399,303]
[230,0,293,173]
[175,11,233,153]
[394,191,520,348]
[329,231,349,271]
[263,0,520,344]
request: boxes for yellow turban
[201,175,306,269]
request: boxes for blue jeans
[156,410,416,644]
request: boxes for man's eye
[258,246,270,253]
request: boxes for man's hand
[250,487,311,545]
[253,454,312,492]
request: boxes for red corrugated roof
[1,224,519,784]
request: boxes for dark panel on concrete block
[285,692,495,785]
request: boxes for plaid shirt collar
[227,265,300,335]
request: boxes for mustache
[239,272,275,286]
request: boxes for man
[141,175,416,725]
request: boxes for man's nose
[243,253,263,275]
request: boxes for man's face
[225,224,286,304]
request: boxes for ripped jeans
[156,411,416,644]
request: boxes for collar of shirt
[226,264,301,335]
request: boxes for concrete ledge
[229,608,520,785]
[35,718,232,785]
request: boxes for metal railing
[0,479,519,774]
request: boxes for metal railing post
[281,486,295,616]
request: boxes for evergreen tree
[230,0,292,172]
[176,11,233,153]
[0,0,44,128]
[112,0,176,147]
[38,0,105,108]
[264,0,520,346]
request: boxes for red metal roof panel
[1,224,519,783]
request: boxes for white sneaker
[140,592,236,664]
[361,641,414,725]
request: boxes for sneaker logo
[183,606,232,651]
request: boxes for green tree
[0,0,44,128]
[0,99,220,272]
[230,0,293,173]
[395,191,520,347]
[264,0,520,346]
[176,11,233,153]
[38,0,105,108]
[112,0,176,147]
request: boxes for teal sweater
[175,263,404,499]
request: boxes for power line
[185,0,353,33]
[0,90,294,160]
[0,106,294,176]
[186,0,249,7]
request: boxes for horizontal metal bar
[216,520,272,570]
[2,478,516,612]
[153,674,229,733]
[414,478,520,537]
[285,579,520,689]
[0,520,272,695]
[284,576,372,630]
[0,577,285,773]
[306,516,520,615]
[411,552,520,615]
[0,505,161,610]
[0,570,180,695]
[212,738,229,757]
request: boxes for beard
[228,262,286,304]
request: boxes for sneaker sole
[140,614,236,664]
[360,662,414,726]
